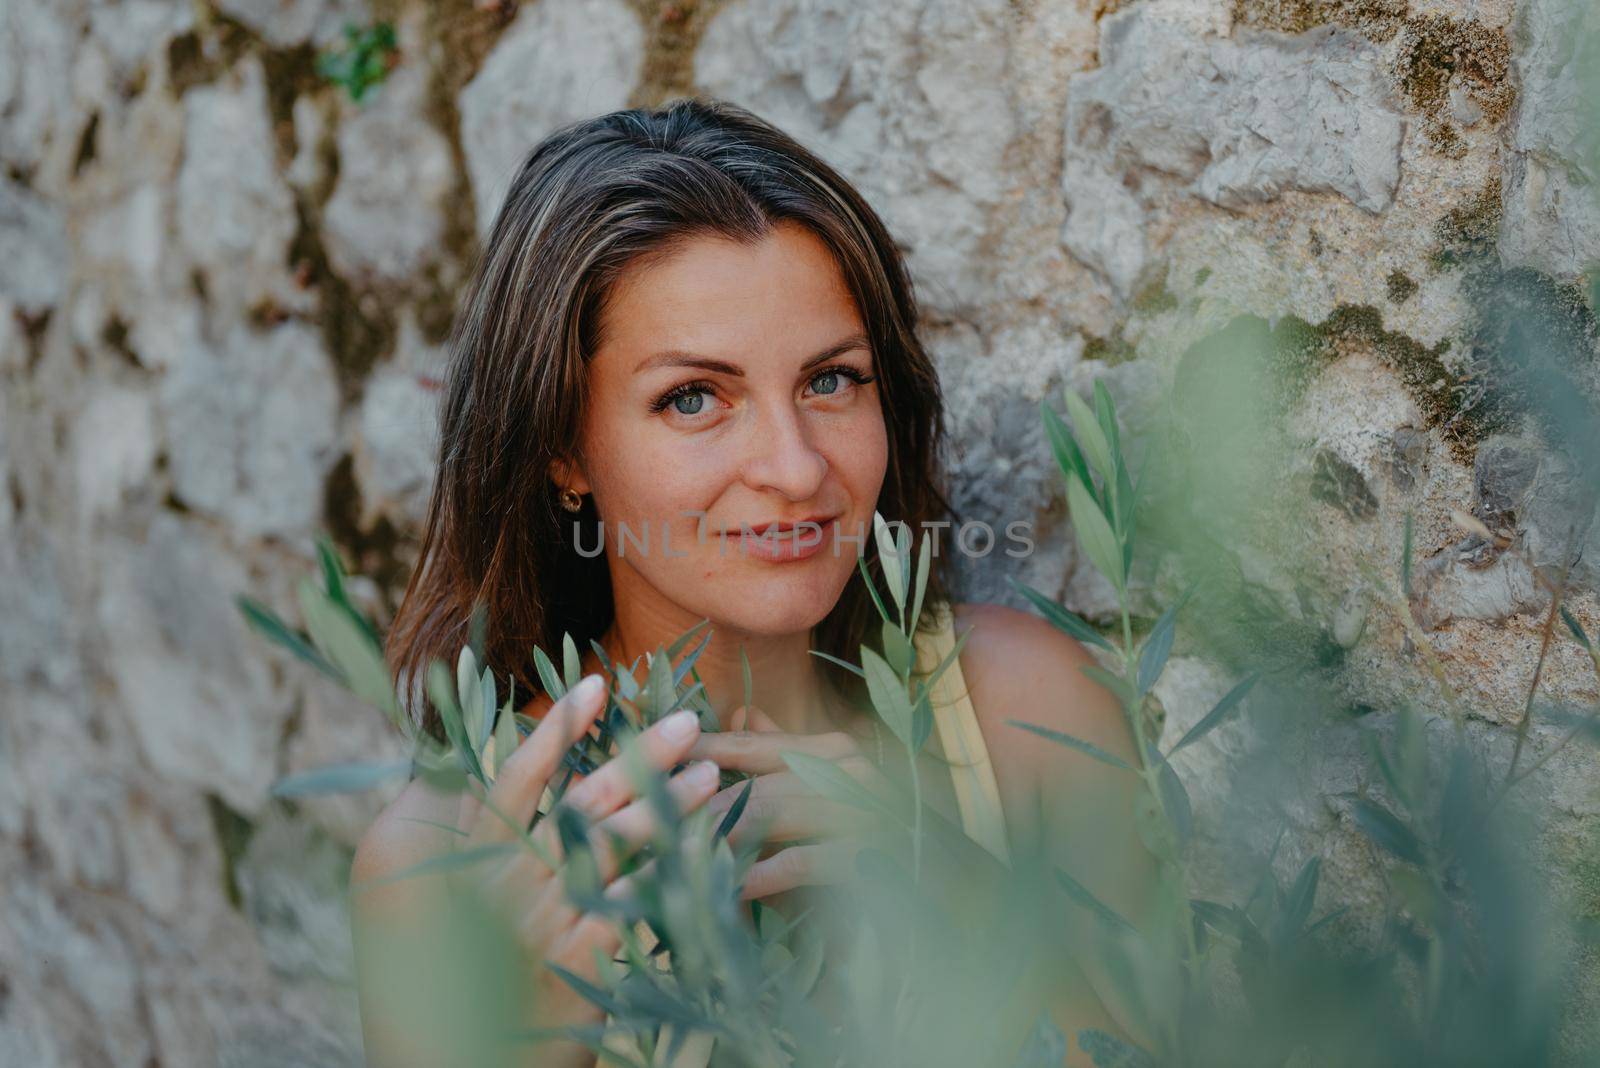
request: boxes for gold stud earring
[558,487,583,513]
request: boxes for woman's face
[559,220,889,638]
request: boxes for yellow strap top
[911,600,1012,867]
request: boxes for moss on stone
[257,42,324,167]
[1132,263,1180,315]
[205,793,256,910]
[1194,266,1213,287]
[164,15,254,98]
[1084,329,1137,366]
[1232,3,1514,157]
[287,202,398,400]
[1387,270,1418,304]
[1230,0,1406,40]
[1397,14,1515,157]
[624,0,733,107]
[1431,176,1503,270]
[417,0,519,298]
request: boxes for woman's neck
[596,595,852,736]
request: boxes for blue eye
[650,382,715,416]
[808,366,874,397]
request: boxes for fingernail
[573,674,605,703]
[659,709,699,742]
[687,760,719,785]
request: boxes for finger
[686,729,857,775]
[552,709,703,824]
[705,757,877,821]
[727,704,781,733]
[530,758,721,879]
[705,774,864,847]
[516,867,582,954]
[741,842,859,900]
[746,706,782,732]
[467,674,608,847]
[582,760,720,882]
[549,912,626,980]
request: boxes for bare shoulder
[947,601,1137,817]
[350,776,465,902]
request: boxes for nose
[740,400,829,501]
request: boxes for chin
[689,558,852,638]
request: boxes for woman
[351,98,1157,1067]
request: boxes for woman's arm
[956,603,1164,1061]
[350,781,478,1067]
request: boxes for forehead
[594,221,864,365]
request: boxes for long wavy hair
[386,97,955,739]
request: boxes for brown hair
[386,97,955,738]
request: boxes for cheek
[585,423,732,526]
[829,403,889,499]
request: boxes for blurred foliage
[316,21,398,102]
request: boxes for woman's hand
[352,676,720,1068]
[686,706,887,900]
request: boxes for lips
[730,514,839,537]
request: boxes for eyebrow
[633,333,871,376]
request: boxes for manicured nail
[659,709,699,742]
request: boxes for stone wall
[3,0,1597,1062]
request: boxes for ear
[547,457,592,496]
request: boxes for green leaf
[1155,755,1192,850]
[1092,378,1122,480]
[856,557,894,625]
[664,616,712,661]
[235,595,341,682]
[809,649,865,680]
[716,778,755,841]
[1063,386,1114,488]
[1401,512,1414,598]
[1081,664,1136,710]
[457,646,485,755]
[1352,797,1423,865]
[314,535,347,607]
[781,752,900,822]
[1008,578,1113,651]
[1041,400,1093,495]
[740,644,754,712]
[270,761,411,798]
[861,646,915,748]
[562,633,582,688]
[1055,866,1136,933]
[364,842,515,887]
[671,626,713,689]
[1562,605,1593,650]
[1136,596,1185,695]
[533,644,566,701]
[909,529,933,632]
[1067,476,1125,592]
[428,660,485,785]
[1278,856,1321,938]
[1169,672,1259,754]
[1007,720,1135,772]
[912,693,934,752]
[494,687,518,777]
[916,626,970,695]
[873,512,908,614]
[296,578,398,721]
[881,619,915,676]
